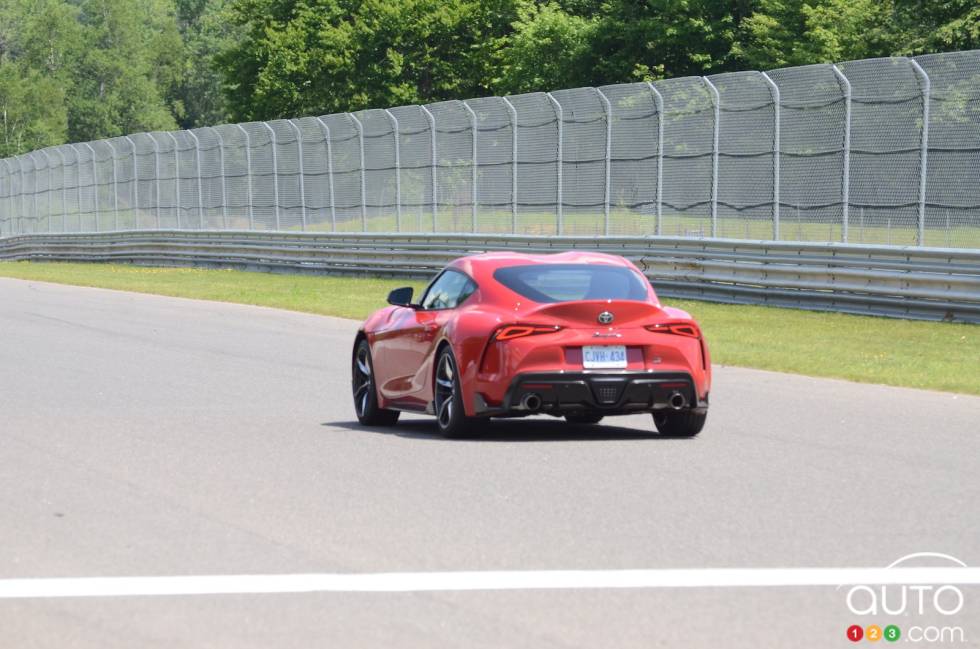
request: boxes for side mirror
[387,286,415,307]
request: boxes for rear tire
[434,347,483,438]
[565,412,604,425]
[652,410,706,437]
[352,339,400,426]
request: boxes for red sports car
[352,251,711,437]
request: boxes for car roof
[449,250,636,284]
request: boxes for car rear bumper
[473,371,708,417]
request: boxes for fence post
[259,122,280,230]
[105,141,119,230]
[148,134,161,228]
[348,113,367,232]
[165,132,181,229]
[702,77,720,238]
[69,145,83,232]
[0,160,8,236]
[27,154,39,233]
[233,124,254,230]
[185,130,205,229]
[831,65,851,243]
[760,72,781,240]
[207,128,228,229]
[80,143,97,231]
[124,136,139,229]
[460,100,478,232]
[16,156,27,233]
[379,110,401,232]
[546,93,564,234]
[420,105,437,230]
[285,120,307,230]
[55,147,67,233]
[314,117,336,232]
[40,150,54,232]
[646,83,665,236]
[909,59,931,247]
[501,97,518,233]
[595,88,613,236]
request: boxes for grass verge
[1,261,977,395]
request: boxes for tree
[67,0,182,141]
[585,0,743,84]
[217,0,522,121]
[492,2,596,95]
[0,61,67,157]
[169,0,236,127]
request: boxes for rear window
[492,264,649,303]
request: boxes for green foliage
[493,2,597,94]
[217,0,521,119]
[586,0,741,83]
[68,0,182,141]
[0,61,68,157]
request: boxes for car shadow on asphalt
[322,419,694,442]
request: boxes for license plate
[582,345,627,369]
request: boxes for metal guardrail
[2,231,979,323]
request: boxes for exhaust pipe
[668,391,687,410]
[520,393,542,412]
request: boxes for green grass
[1,261,977,395]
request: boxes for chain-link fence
[2,51,979,248]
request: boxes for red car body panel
[359,251,711,417]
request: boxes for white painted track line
[2,568,979,599]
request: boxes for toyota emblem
[597,311,614,325]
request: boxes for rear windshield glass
[492,264,649,303]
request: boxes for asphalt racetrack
[1,277,978,648]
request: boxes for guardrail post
[314,117,336,232]
[285,120,307,230]
[702,77,720,238]
[831,65,851,243]
[501,97,518,233]
[595,88,613,236]
[760,72,781,240]
[910,59,931,247]
[233,124,254,230]
[646,83,665,236]
[348,113,367,231]
[185,130,205,229]
[383,109,401,232]
[546,93,564,234]
[420,105,437,230]
[105,141,119,230]
[461,100,478,232]
[260,122,280,230]
[124,136,139,229]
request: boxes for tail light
[645,322,701,338]
[493,324,563,341]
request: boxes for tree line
[1,0,977,156]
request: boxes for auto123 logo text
[843,552,969,644]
